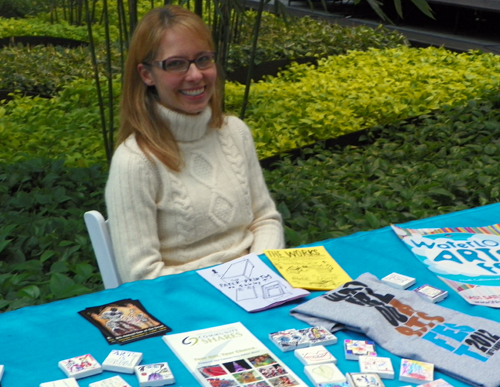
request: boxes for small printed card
[317,383,350,387]
[89,376,132,387]
[358,356,394,379]
[297,326,338,346]
[414,284,448,303]
[270,328,310,352]
[78,299,171,345]
[381,273,415,290]
[304,363,346,386]
[58,354,102,379]
[40,378,80,387]
[102,350,143,373]
[295,345,337,366]
[399,359,434,383]
[270,326,337,352]
[346,372,385,387]
[135,362,175,387]
[197,253,309,312]
[344,340,377,360]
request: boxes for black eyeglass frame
[145,51,217,73]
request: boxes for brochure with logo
[162,322,308,387]
[392,223,500,307]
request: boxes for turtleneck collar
[157,104,212,143]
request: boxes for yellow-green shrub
[225,46,500,158]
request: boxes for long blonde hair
[118,5,224,171]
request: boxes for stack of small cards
[135,362,175,387]
[381,273,415,290]
[358,356,394,379]
[344,340,377,360]
[414,284,448,303]
[59,354,103,380]
[346,372,385,387]
[399,359,434,384]
[269,326,337,352]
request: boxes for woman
[105,5,284,283]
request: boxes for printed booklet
[162,322,308,387]
[392,223,500,307]
[197,253,309,312]
[264,246,351,291]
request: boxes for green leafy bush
[0,44,121,96]
[0,17,90,41]
[226,13,408,72]
[0,158,107,312]
[2,46,500,167]
[226,46,500,158]
[0,79,114,166]
[265,93,500,246]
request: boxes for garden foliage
[227,46,500,158]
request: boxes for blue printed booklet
[392,223,500,308]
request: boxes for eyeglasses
[148,52,216,73]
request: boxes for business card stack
[295,345,337,366]
[414,284,448,303]
[346,372,385,387]
[89,376,132,387]
[102,350,143,374]
[40,378,80,387]
[270,326,337,352]
[381,273,415,290]
[399,359,434,384]
[304,363,346,386]
[358,356,394,379]
[135,362,175,387]
[58,354,103,379]
[344,340,377,360]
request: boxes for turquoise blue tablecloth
[1,203,500,387]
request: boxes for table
[1,203,500,387]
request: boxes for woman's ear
[137,63,155,86]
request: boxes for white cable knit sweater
[105,106,284,283]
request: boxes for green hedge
[0,11,407,96]
[226,46,500,158]
[264,93,500,246]
[2,46,499,166]
[0,158,107,312]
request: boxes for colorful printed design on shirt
[323,280,500,362]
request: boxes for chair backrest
[84,210,122,289]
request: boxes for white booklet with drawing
[197,253,309,312]
[163,322,308,387]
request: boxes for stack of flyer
[392,223,500,308]
[163,322,308,387]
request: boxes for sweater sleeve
[229,117,285,254]
[104,139,167,283]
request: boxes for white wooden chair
[84,210,122,289]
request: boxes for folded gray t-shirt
[290,273,500,387]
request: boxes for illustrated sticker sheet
[78,299,171,344]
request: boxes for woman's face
[138,27,217,115]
